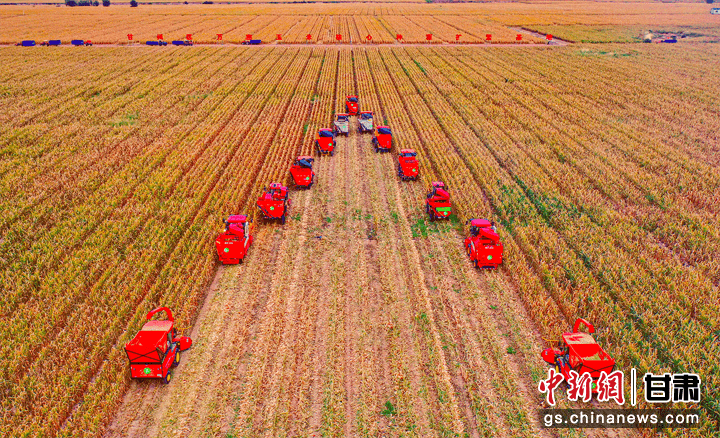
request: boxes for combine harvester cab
[333,114,349,136]
[290,156,315,189]
[215,214,253,264]
[541,319,616,393]
[124,307,192,384]
[464,218,503,269]
[257,183,290,224]
[345,95,359,115]
[372,126,392,153]
[426,181,452,220]
[397,149,419,180]
[358,111,374,133]
[315,129,336,156]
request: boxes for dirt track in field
[105,119,625,438]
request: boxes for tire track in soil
[365,140,469,436]
[341,118,361,437]
[346,52,405,435]
[357,121,442,435]
[223,50,327,437]
[344,116,392,436]
[339,48,362,438]
[342,114,397,436]
[315,116,354,437]
[421,232,553,438]
[260,184,325,436]
[209,228,286,437]
[397,199,501,437]
[301,47,346,437]
[306,124,343,436]
[182,229,294,437]
[231,208,307,436]
[280,48,339,436]
[185,51,330,433]
[361,47,465,436]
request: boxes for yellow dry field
[1,4,719,438]
[1,2,718,43]
[0,4,550,44]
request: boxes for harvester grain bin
[124,307,192,384]
[333,114,349,136]
[215,214,253,264]
[397,149,419,180]
[257,183,290,224]
[541,319,616,394]
[315,128,336,156]
[358,111,374,133]
[426,181,452,220]
[290,156,315,188]
[372,126,392,153]
[464,218,503,269]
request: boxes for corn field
[1,32,718,438]
[0,5,549,44]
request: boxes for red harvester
[125,307,192,384]
[215,214,253,264]
[257,183,290,224]
[290,156,315,189]
[372,126,392,153]
[345,95,359,115]
[541,319,616,393]
[426,181,452,220]
[464,218,503,269]
[315,128,336,156]
[397,149,419,181]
